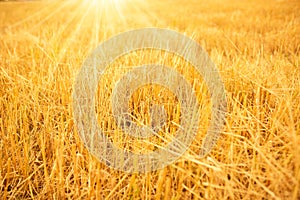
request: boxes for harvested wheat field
[0,0,299,199]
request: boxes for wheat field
[0,0,299,199]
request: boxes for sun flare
[89,0,125,6]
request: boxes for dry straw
[73,28,227,173]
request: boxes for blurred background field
[0,0,299,199]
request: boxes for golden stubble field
[0,0,299,199]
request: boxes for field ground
[0,0,300,199]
